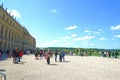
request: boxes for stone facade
[0,5,36,52]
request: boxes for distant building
[0,4,36,52]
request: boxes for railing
[0,69,6,80]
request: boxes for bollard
[0,69,6,80]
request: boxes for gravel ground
[0,54,120,80]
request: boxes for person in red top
[19,51,23,58]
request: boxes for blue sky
[1,0,120,49]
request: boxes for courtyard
[0,54,120,80]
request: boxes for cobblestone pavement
[0,55,120,80]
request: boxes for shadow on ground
[49,64,58,66]
[63,61,70,63]
[19,61,26,65]
[13,61,26,65]
[58,61,70,63]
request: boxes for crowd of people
[34,49,66,64]
[102,51,119,58]
[0,48,67,65]
[0,48,27,63]
[0,48,119,65]
[78,50,119,59]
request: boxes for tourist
[59,50,62,62]
[34,50,39,60]
[39,50,42,57]
[115,51,118,58]
[0,49,3,60]
[6,49,13,58]
[45,49,52,64]
[54,49,58,62]
[39,50,45,59]
[13,48,20,63]
[102,51,104,57]
[62,50,65,61]
[9,49,13,58]
[112,51,115,58]
[42,50,45,57]
[19,50,23,59]
[108,51,111,58]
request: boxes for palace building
[0,4,36,52]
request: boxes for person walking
[19,50,23,59]
[62,51,65,61]
[54,50,58,62]
[58,50,62,62]
[115,51,118,58]
[0,49,3,60]
[45,49,52,64]
[34,50,39,60]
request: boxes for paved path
[0,55,120,80]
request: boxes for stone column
[0,41,2,49]
[3,27,6,39]
[10,31,12,40]
[0,24,1,36]
[12,32,14,40]
[12,43,14,49]
[6,42,8,50]
[7,29,10,40]
[2,41,5,52]
[11,43,13,49]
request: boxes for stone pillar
[0,23,1,37]
[12,33,15,41]
[2,41,5,52]
[3,27,6,39]
[12,43,14,49]
[6,42,8,50]
[11,42,13,49]
[12,32,14,40]
[11,43,13,49]
[0,41,2,49]
[10,31,12,40]
[7,29,10,40]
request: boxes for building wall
[0,5,36,52]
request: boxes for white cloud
[93,29,102,34]
[100,38,106,40]
[64,42,74,46]
[49,9,57,14]
[114,35,120,38]
[99,29,102,31]
[111,24,120,30]
[59,36,70,40]
[90,43,95,46]
[73,35,95,41]
[71,34,77,37]
[38,40,59,47]
[7,9,21,18]
[52,9,57,13]
[84,30,91,33]
[93,31,100,34]
[52,40,59,43]
[65,25,78,30]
